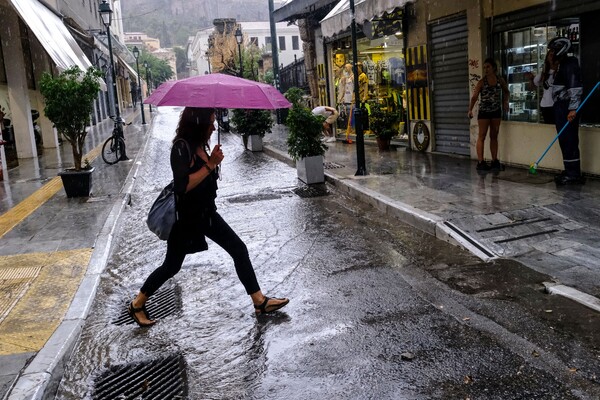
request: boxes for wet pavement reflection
[56,108,600,399]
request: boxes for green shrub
[39,66,102,170]
[231,109,273,137]
[368,104,400,140]
[286,104,327,161]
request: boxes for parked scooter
[1,109,42,146]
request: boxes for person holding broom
[547,37,585,185]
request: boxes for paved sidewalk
[1,112,600,399]
[0,107,152,400]
[263,125,600,302]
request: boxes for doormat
[496,173,554,184]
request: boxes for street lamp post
[143,61,152,113]
[99,0,128,160]
[235,27,243,78]
[349,0,367,176]
[132,46,146,125]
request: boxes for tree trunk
[298,18,319,106]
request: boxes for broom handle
[534,81,600,166]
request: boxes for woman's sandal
[254,296,289,316]
[128,301,156,327]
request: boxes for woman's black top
[170,139,218,222]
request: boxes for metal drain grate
[94,354,187,400]
[292,185,329,198]
[113,285,181,326]
[324,161,344,169]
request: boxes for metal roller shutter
[430,14,469,155]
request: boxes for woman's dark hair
[483,58,497,71]
[174,107,215,149]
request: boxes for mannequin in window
[337,63,355,133]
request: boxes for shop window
[498,19,581,124]
[279,36,286,51]
[292,36,300,50]
[331,34,407,136]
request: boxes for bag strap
[173,138,193,165]
[171,138,193,221]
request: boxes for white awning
[9,0,95,72]
[119,56,139,81]
[320,0,411,38]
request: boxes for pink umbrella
[144,73,291,109]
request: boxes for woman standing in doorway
[468,58,510,171]
[129,107,289,327]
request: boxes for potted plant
[39,66,102,197]
[368,104,400,151]
[231,109,274,151]
[285,88,327,184]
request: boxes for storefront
[488,0,600,174]
[491,1,600,126]
[320,1,411,139]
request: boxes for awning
[320,0,411,38]
[9,0,95,72]
[94,33,135,64]
[273,0,337,22]
[119,56,139,81]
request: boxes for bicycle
[102,116,129,164]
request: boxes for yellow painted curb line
[0,141,104,239]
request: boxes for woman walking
[468,58,510,171]
[129,107,289,327]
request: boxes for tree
[207,30,240,76]
[129,48,174,87]
[39,67,102,171]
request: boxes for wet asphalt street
[55,108,600,399]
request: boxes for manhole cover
[292,185,329,198]
[324,162,344,169]
[113,285,181,326]
[93,354,187,400]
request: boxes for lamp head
[143,60,148,68]
[99,0,112,27]
[132,46,139,59]
[235,27,243,45]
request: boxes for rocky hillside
[121,0,280,47]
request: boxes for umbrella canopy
[144,73,292,109]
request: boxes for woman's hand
[208,144,224,169]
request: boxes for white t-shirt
[312,106,330,117]
[533,69,554,108]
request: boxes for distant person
[525,49,558,124]
[468,58,510,171]
[547,37,584,185]
[128,107,289,327]
[312,105,339,143]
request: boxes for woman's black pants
[140,212,261,297]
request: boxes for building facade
[275,0,600,176]
[0,0,136,172]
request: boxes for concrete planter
[296,155,324,184]
[249,135,263,152]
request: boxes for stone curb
[263,144,496,263]
[6,124,154,400]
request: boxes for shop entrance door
[429,14,470,155]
